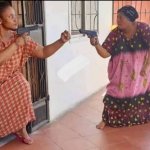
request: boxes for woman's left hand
[60,30,71,43]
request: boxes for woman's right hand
[89,36,100,47]
[15,33,29,46]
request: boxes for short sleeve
[24,39,38,57]
[139,22,150,48]
[102,29,118,55]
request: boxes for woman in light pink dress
[89,5,150,129]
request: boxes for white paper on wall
[57,55,90,82]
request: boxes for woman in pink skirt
[0,2,70,144]
[89,5,150,129]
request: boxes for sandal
[14,132,33,145]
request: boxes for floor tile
[56,137,97,150]
[41,122,81,143]
[58,112,101,136]
[1,88,150,150]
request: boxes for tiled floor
[1,88,150,150]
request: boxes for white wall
[44,1,113,121]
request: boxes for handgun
[79,29,97,37]
[16,25,39,35]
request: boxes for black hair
[0,1,11,18]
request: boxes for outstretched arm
[89,36,110,58]
[26,30,71,59]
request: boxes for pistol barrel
[17,25,38,35]
[79,29,97,37]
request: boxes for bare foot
[15,127,33,144]
[96,121,106,129]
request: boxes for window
[70,1,99,35]
[23,1,43,26]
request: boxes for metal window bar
[71,1,82,34]
[71,1,98,35]
[85,1,98,30]
[22,1,47,103]
[24,1,43,25]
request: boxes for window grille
[71,1,98,35]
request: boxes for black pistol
[79,29,97,37]
[16,25,38,35]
